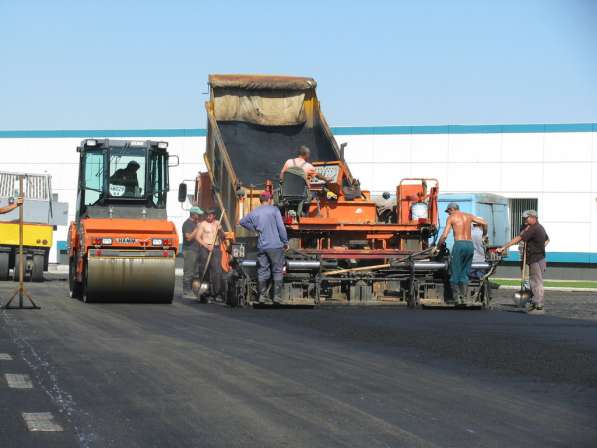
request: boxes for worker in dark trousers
[239,191,288,304]
[436,203,487,305]
[181,206,203,299]
[196,209,224,302]
[498,210,549,314]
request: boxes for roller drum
[85,255,175,302]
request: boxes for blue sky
[1,0,596,130]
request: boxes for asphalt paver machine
[191,74,498,307]
[68,139,179,303]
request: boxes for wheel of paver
[31,254,44,282]
[226,278,240,307]
[0,252,9,281]
[68,258,83,299]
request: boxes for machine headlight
[152,238,163,246]
[86,139,97,147]
[101,238,112,245]
[157,141,168,149]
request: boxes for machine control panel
[311,164,340,185]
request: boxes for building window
[509,198,538,238]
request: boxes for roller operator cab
[68,139,179,303]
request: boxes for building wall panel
[1,127,595,264]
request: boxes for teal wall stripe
[0,129,206,138]
[504,251,596,264]
[0,123,595,139]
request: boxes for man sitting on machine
[280,145,331,184]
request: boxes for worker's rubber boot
[258,280,269,304]
[460,284,469,305]
[451,284,463,305]
[272,280,283,305]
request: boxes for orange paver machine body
[192,74,495,307]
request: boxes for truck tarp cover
[214,90,306,126]
[210,75,317,127]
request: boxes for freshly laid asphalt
[1,278,596,448]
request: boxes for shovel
[192,209,226,299]
[513,242,531,307]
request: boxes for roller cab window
[149,150,168,208]
[108,148,146,199]
[82,150,105,206]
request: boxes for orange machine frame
[68,218,179,281]
[284,165,439,257]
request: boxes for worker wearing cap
[280,146,332,183]
[498,210,549,314]
[181,206,204,299]
[239,191,288,304]
[110,160,141,196]
[436,203,487,305]
[0,196,23,214]
[196,209,224,301]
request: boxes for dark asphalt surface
[1,278,597,448]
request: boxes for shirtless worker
[195,209,224,302]
[435,203,487,304]
[280,145,332,183]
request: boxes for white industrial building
[0,123,595,268]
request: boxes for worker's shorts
[450,240,474,285]
[257,248,285,282]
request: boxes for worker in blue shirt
[239,191,288,304]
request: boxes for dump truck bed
[218,121,337,186]
[204,74,347,231]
